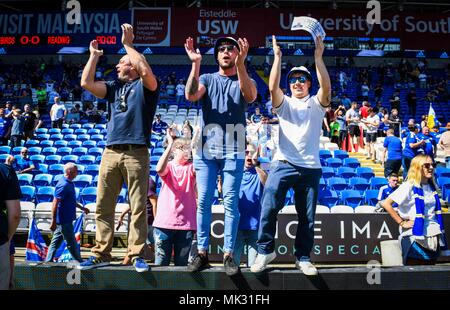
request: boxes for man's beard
[219,60,235,70]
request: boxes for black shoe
[223,255,239,276]
[187,253,210,272]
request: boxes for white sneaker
[296,261,318,276]
[250,252,276,273]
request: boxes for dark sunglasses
[288,76,308,84]
[422,163,437,169]
[218,45,235,53]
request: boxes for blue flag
[25,219,49,262]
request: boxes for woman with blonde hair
[382,154,450,265]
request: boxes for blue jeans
[257,160,322,261]
[153,227,194,266]
[194,157,244,254]
[234,230,258,267]
[402,156,413,179]
[46,222,82,262]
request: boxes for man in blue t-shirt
[402,125,425,178]
[184,36,257,275]
[6,147,35,175]
[78,23,159,273]
[381,129,403,177]
[374,173,399,212]
[234,143,267,267]
[417,126,436,159]
[151,114,168,136]
[250,107,263,124]
[46,163,89,263]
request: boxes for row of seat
[19,163,100,176]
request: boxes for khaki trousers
[91,146,149,261]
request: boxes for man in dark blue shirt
[381,129,403,177]
[417,126,436,159]
[0,163,21,290]
[46,163,89,263]
[78,23,159,273]
[151,114,168,136]
[6,147,35,174]
[184,36,257,275]
[375,173,399,212]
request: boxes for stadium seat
[79,155,96,165]
[349,177,370,193]
[73,174,93,189]
[12,147,24,155]
[336,167,356,180]
[72,147,88,157]
[316,205,330,214]
[37,134,50,141]
[321,167,335,179]
[18,201,35,232]
[0,146,11,154]
[117,188,127,203]
[70,124,82,129]
[356,167,375,181]
[35,128,48,135]
[340,190,364,208]
[82,123,94,129]
[435,168,450,178]
[330,205,354,214]
[88,147,103,157]
[68,140,82,148]
[153,148,165,156]
[33,173,53,186]
[48,164,65,176]
[327,177,348,191]
[91,134,104,142]
[45,155,61,165]
[42,147,57,156]
[39,140,54,148]
[77,134,90,142]
[36,186,55,203]
[333,150,349,160]
[18,173,33,186]
[354,205,376,213]
[81,187,97,204]
[94,124,106,130]
[325,158,342,169]
[365,189,380,206]
[82,140,97,149]
[61,128,74,135]
[25,140,40,147]
[343,158,361,168]
[32,164,48,176]
[20,186,35,201]
[49,134,64,141]
[56,147,72,156]
[64,134,77,141]
[75,128,88,135]
[97,141,107,148]
[88,129,101,135]
[318,189,339,208]
[93,175,99,187]
[54,140,69,148]
[30,155,45,165]
[61,155,79,164]
[84,164,100,177]
[437,177,450,202]
[370,177,388,190]
[48,128,61,135]
[0,154,8,162]
[52,174,65,186]
[27,146,42,156]
[319,178,327,191]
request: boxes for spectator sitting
[268,107,279,124]
[85,103,102,123]
[151,114,168,136]
[153,130,196,266]
[250,107,263,124]
[5,147,35,174]
[68,104,84,123]
[374,173,399,212]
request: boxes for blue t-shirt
[54,177,77,224]
[417,133,435,156]
[14,157,34,171]
[104,79,159,147]
[0,117,11,137]
[251,113,262,124]
[199,72,256,158]
[152,120,168,134]
[11,116,25,136]
[403,132,421,159]
[383,136,403,160]
[377,184,398,208]
[341,98,351,109]
[238,167,263,231]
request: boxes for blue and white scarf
[412,182,450,254]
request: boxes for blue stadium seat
[325,158,342,169]
[73,174,93,189]
[117,188,127,203]
[91,134,104,142]
[32,164,48,176]
[81,187,97,204]
[333,150,349,160]
[88,147,103,157]
[336,167,356,180]
[48,128,61,135]
[68,140,82,148]
[321,167,335,179]
[152,148,165,156]
[12,147,24,155]
[39,140,54,148]
[36,134,50,141]
[94,124,106,130]
[62,155,79,164]
[77,164,85,174]
[82,123,95,129]
[88,129,100,135]
[356,167,375,181]
[61,128,74,135]
[343,158,361,168]
[77,134,90,142]
[79,155,96,165]
[100,129,108,135]
[349,177,370,193]
[49,134,64,141]
[42,147,57,156]
[327,177,348,191]
[30,155,45,165]
[56,147,72,156]
[84,164,100,177]
[36,186,55,203]
[70,124,82,130]
[97,141,107,149]
[0,154,8,162]
[0,146,11,154]
[48,164,65,176]
[52,174,65,186]
[33,174,53,187]
[45,155,61,165]
[28,147,42,156]
[18,173,33,186]
[318,189,339,208]
[435,168,450,178]
[365,190,380,206]
[319,178,327,191]
[370,177,388,190]
[340,190,364,208]
[25,140,40,147]
[437,177,450,202]
[319,149,332,160]
[64,134,78,141]
[72,147,88,157]
[74,128,87,135]
[95,155,102,163]
[92,175,99,187]
[82,140,97,149]
[35,128,48,135]
[54,140,68,148]
[20,185,36,201]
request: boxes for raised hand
[121,23,135,46]
[272,35,282,58]
[89,40,103,57]
[184,37,202,63]
[236,38,249,67]
[314,35,325,58]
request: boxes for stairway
[348,152,385,178]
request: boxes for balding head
[64,162,78,180]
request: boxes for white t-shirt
[366,114,380,133]
[361,85,369,96]
[176,84,185,96]
[51,103,67,121]
[389,182,441,237]
[273,94,326,168]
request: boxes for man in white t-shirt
[251,35,331,276]
[175,79,186,105]
[49,96,67,129]
[361,108,380,161]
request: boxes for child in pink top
[153,129,197,266]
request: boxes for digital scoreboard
[0,35,118,46]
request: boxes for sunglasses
[288,76,308,84]
[218,45,235,53]
[422,163,437,169]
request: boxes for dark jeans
[384,159,402,178]
[52,119,64,129]
[402,156,413,179]
[46,221,82,262]
[257,160,322,261]
[10,135,23,148]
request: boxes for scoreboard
[0,35,118,46]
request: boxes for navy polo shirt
[0,163,21,246]
[238,167,263,231]
[152,120,168,134]
[54,177,77,225]
[104,79,159,147]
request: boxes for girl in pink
[153,129,197,266]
